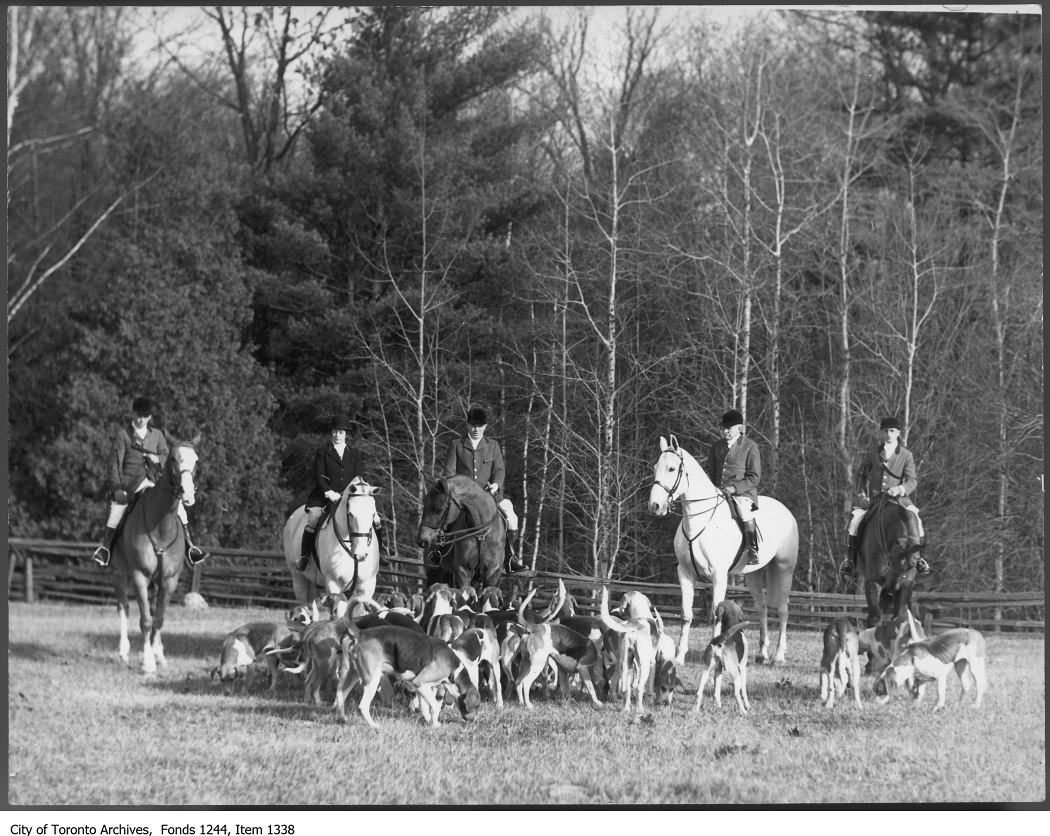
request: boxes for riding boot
[182,521,207,566]
[295,529,317,572]
[504,530,530,575]
[840,535,858,579]
[92,526,117,568]
[742,519,760,565]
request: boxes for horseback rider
[295,413,383,572]
[841,416,931,579]
[705,409,761,566]
[91,396,206,568]
[435,404,528,575]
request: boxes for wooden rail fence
[7,538,1045,633]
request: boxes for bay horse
[417,475,505,591]
[648,435,799,666]
[110,437,200,673]
[283,478,382,614]
[854,492,922,629]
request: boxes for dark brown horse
[110,438,200,673]
[855,493,923,629]
[417,475,505,591]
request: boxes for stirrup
[914,558,931,577]
[186,546,207,567]
[746,549,760,566]
[92,545,111,568]
[839,561,854,579]
[295,555,311,572]
[505,560,534,576]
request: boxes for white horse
[648,435,798,665]
[283,477,381,613]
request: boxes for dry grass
[6,601,1045,806]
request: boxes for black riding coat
[305,443,364,509]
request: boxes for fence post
[24,556,34,603]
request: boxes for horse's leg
[744,571,770,664]
[864,578,882,629]
[114,572,131,666]
[130,572,156,674]
[675,564,694,666]
[765,558,791,664]
[709,572,728,627]
[151,568,179,668]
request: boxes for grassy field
[6,600,1046,806]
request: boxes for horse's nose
[648,500,664,515]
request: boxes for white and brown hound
[599,586,658,716]
[819,617,863,709]
[695,600,753,714]
[874,627,987,710]
[211,621,294,695]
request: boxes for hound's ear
[905,608,922,643]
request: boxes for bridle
[650,448,725,523]
[651,448,729,564]
[423,484,499,548]
[327,489,379,595]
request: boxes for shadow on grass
[8,641,59,662]
[83,628,222,659]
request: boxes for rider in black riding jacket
[435,404,528,575]
[841,416,930,579]
[91,396,205,568]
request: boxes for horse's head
[417,477,461,547]
[342,478,379,560]
[168,441,200,508]
[648,435,687,515]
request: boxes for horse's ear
[659,435,669,451]
[668,434,679,452]
[435,477,448,493]
[190,432,202,447]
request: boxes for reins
[321,490,379,596]
[652,447,733,580]
[424,485,500,547]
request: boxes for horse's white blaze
[346,494,377,560]
[282,481,381,608]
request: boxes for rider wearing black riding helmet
[437,404,529,575]
[705,408,762,566]
[91,396,206,567]
[295,412,383,571]
[841,416,930,579]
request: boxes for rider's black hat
[879,416,901,430]
[132,396,153,417]
[330,413,351,431]
[721,408,744,428]
[466,405,487,427]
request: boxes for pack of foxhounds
[209,580,986,727]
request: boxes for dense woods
[7,6,1042,597]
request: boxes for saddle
[301,502,337,569]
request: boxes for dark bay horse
[855,493,922,628]
[110,438,200,673]
[417,475,506,591]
